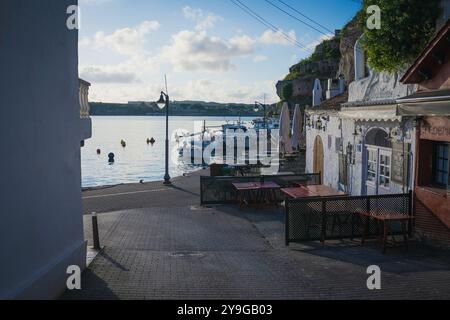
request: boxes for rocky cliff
[276,15,362,105]
[336,16,363,84]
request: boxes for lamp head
[156,92,166,109]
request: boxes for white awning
[338,105,401,122]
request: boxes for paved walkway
[63,171,450,300]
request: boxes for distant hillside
[89,101,272,117]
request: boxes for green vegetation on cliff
[360,0,441,72]
[284,36,341,81]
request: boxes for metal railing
[285,192,413,245]
[200,173,321,205]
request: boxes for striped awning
[397,101,450,116]
[338,105,401,122]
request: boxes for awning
[397,101,450,116]
[338,105,401,122]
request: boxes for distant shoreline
[89,114,258,117]
[89,101,268,117]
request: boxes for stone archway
[313,135,324,183]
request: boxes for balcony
[79,78,92,143]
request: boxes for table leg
[382,221,389,254]
[362,216,369,246]
[237,191,243,209]
[402,221,409,251]
[321,213,327,244]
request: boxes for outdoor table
[358,211,414,254]
[232,182,259,208]
[281,187,319,198]
[254,181,281,208]
[232,181,281,209]
[299,185,347,197]
[281,185,348,243]
[281,185,347,198]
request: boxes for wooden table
[358,211,414,254]
[281,185,347,198]
[281,185,348,243]
[256,181,281,208]
[233,181,281,208]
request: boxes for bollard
[92,212,101,250]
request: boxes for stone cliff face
[276,14,362,105]
[276,37,341,105]
[336,16,363,84]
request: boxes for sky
[78,0,361,104]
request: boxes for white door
[377,149,392,194]
[366,147,392,195]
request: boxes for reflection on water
[81,116,253,188]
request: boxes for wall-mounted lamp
[353,125,362,136]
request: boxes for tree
[359,0,441,72]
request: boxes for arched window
[364,128,392,195]
[365,128,391,148]
[354,36,368,80]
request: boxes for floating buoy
[108,152,115,163]
[121,139,126,147]
[150,137,156,144]
[97,149,101,155]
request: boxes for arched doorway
[364,128,392,195]
[313,136,324,183]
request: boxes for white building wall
[348,70,416,103]
[306,115,416,196]
[306,115,352,190]
[0,0,86,299]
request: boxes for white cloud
[79,54,161,84]
[182,6,223,30]
[253,55,268,63]
[162,30,255,72]
[300,33,334,52]
[79,36,91,46]
[86,78,279,104]
[92,20,160,56]
[79,0,112,6]
[166,79,279,104]
[79,66,139,83]
[259,29,297,46]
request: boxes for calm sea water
[81,116,254,188]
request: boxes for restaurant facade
[305,37,417,197]
[398,20,450,247]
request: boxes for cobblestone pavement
[63,200,450,299]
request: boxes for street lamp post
[254,101,267,127]
[156,91,171,185]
